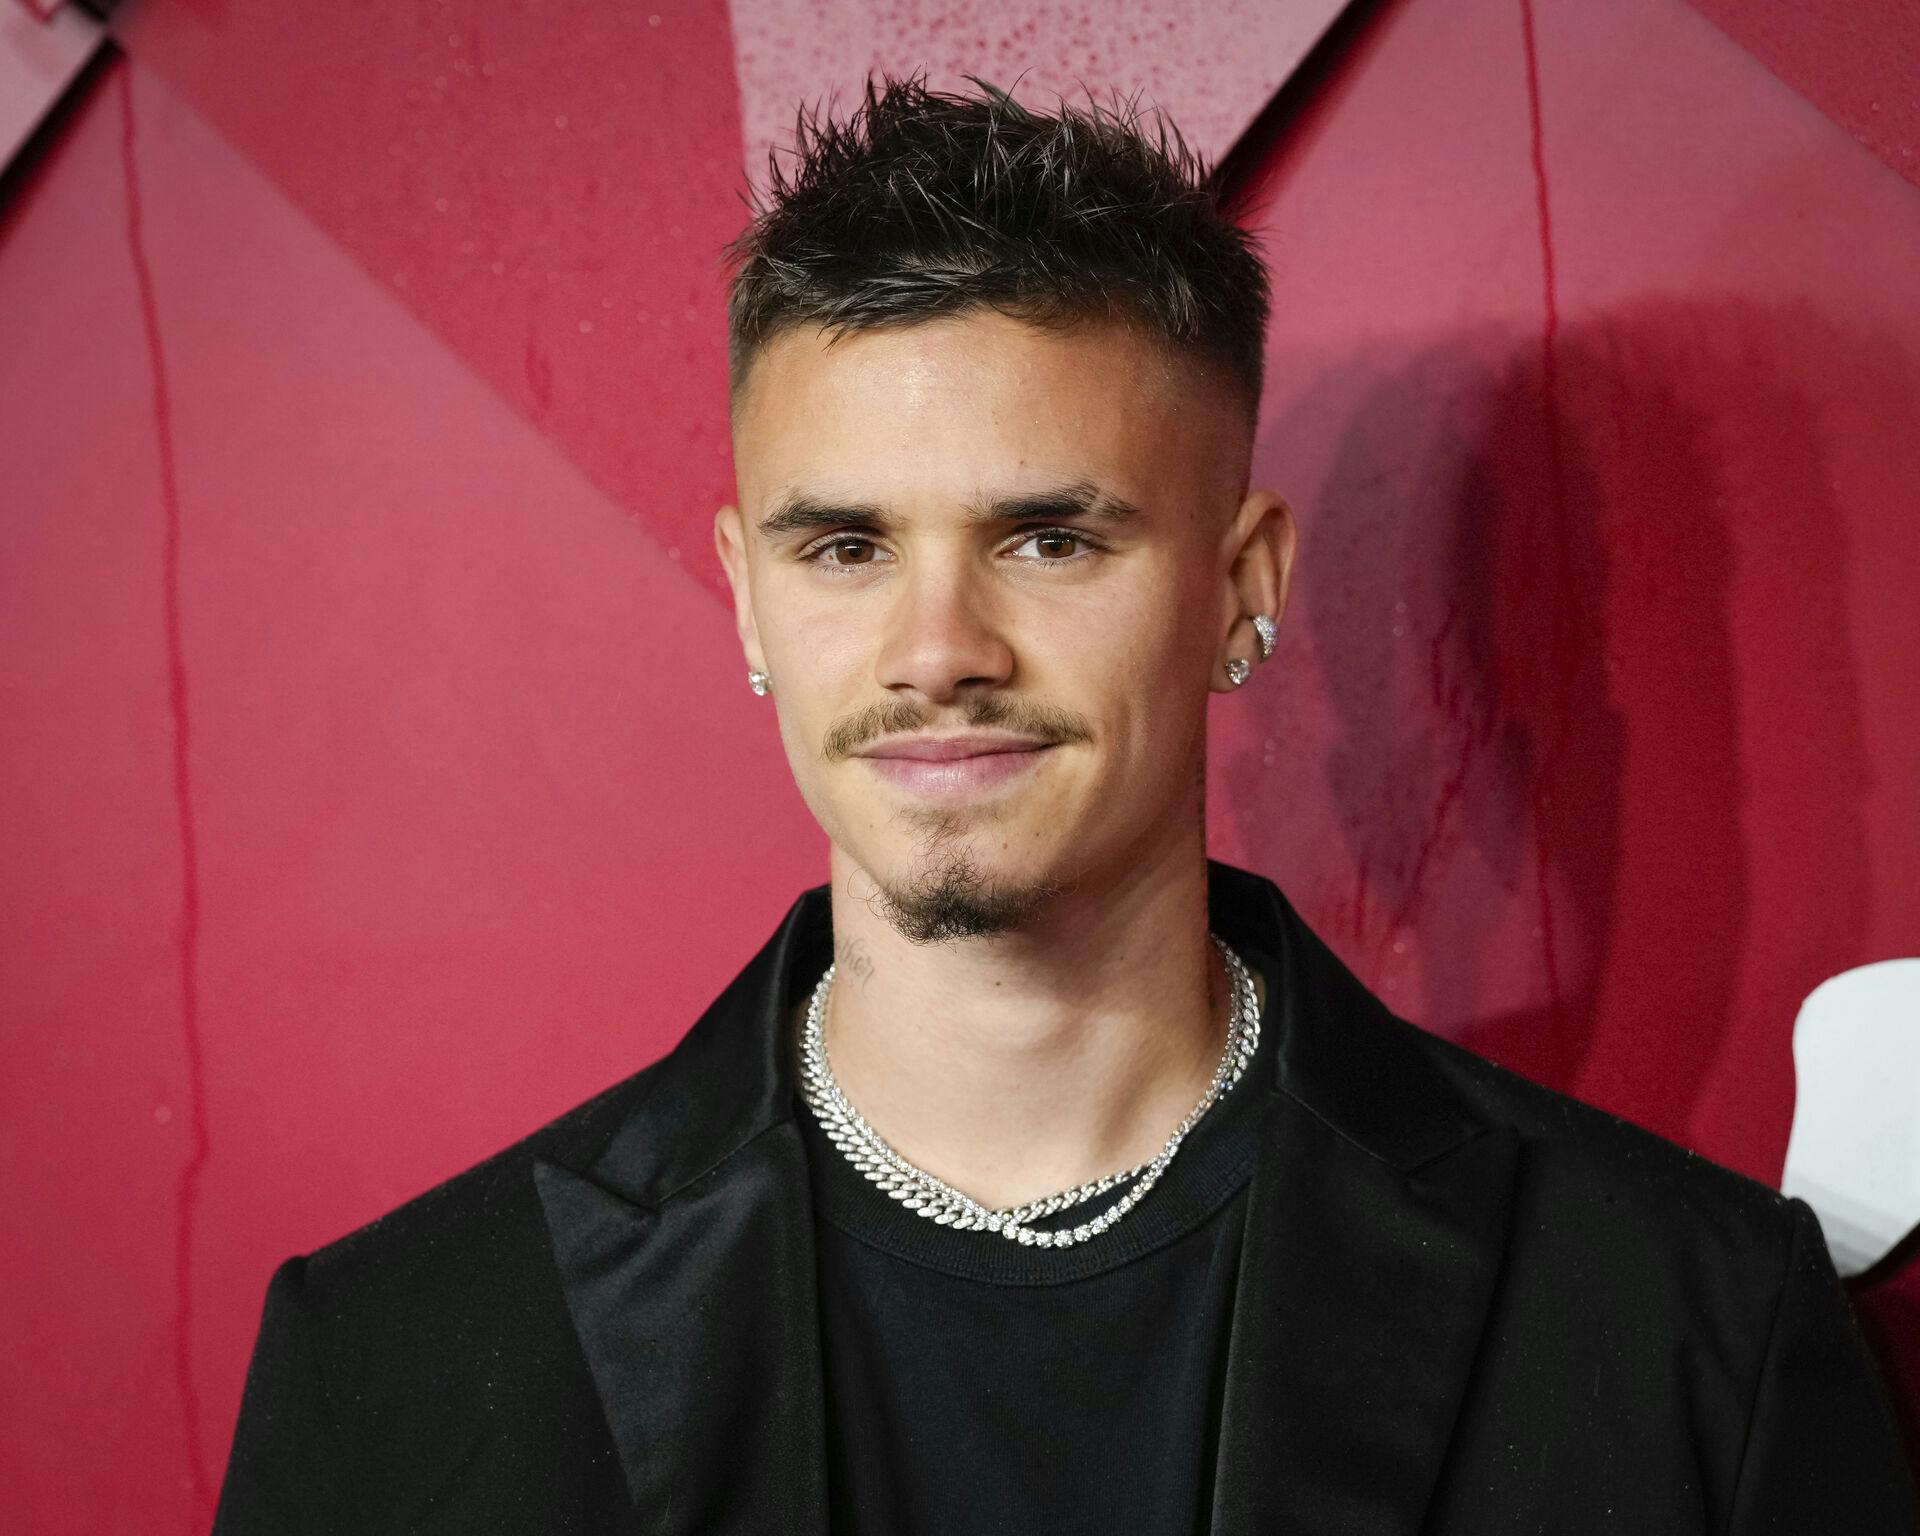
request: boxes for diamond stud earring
[747,669,771,697]
[1224,657,1252,688]
[1251,613,1278,662]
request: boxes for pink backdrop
[2,0,1916,1526]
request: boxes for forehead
[730,310,1241,515]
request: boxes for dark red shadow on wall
[1245,299,1882,1135]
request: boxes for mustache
[822,696,1094,761]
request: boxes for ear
[713,503,768,675]
[1211,489,1298,693]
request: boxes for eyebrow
[755,479,1145,540]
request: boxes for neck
[812,836,1253,1209]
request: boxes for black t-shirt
[792,953,1279,1536]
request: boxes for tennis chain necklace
[797,934,1262,1249]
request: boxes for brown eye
[1009,528,1096,562]
[830,538,874,564]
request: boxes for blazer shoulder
[222,1062,677,1502]
[293,1052,668,1307]
[1404,1016,1805,1277]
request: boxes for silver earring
[1251,613,1278,661]
[1224,658,1252,688]
[747,669,771,697]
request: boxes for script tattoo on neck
[835,934,876,990]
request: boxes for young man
[214,76,1916,1532]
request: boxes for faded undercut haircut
[721,71,1272,429]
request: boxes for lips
[855,737,1055,799]
[858,734,1053,762]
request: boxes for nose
[873,551,1015,703]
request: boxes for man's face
[716,309,1288,942]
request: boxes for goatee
[871,842,1069,944]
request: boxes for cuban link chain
[797,933,1261,1249]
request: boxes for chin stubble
[869,816,1072,945]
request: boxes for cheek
[1059,580,1210,753]
[761,612,869,812]
[756,590,866,732]
[1108,564,1216,685]
[767,582,873,686]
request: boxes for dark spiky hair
[722,71,1271,427]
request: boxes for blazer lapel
[532,889,835,1535]
[1207,865,1520,1535]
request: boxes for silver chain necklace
[797,934,1262,1250]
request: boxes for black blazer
[213,862,1917,1533]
